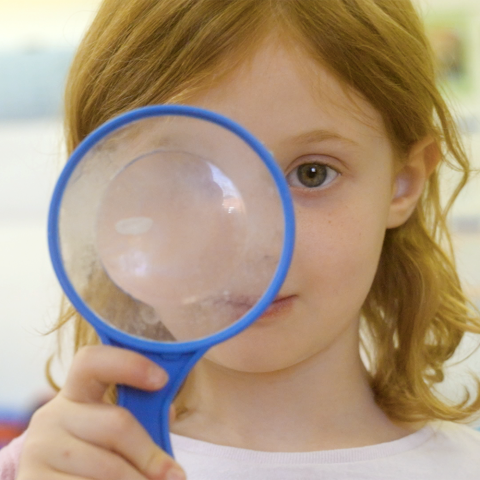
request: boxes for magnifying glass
[48,105,295,456]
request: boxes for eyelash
[286,160,340,190]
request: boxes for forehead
[188,37,390,150]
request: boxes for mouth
[259,295,295,319]
[207,295,296,320]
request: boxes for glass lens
[58,115,285,341]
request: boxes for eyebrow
[287,129,359,147]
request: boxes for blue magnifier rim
[48,104,295,353]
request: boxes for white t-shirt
[171,421,480,479]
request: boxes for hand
[17,345,186,480]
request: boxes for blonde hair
[49,0,480,423]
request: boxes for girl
[2,0,480,478]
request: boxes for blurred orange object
[0,418,27,449]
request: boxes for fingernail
[149,366,167,387]
[165,468,186,480]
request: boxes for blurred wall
[0,1,102,419]
[0,0,101,119]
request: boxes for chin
[204,334,311,374]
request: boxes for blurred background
[0,0,479,444]
[0,0,102,444]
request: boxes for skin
[17,37,437,478]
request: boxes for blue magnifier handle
[100,335,208,456]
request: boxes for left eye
[286,163,339,189]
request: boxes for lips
[259,295,295,318]
[198,293,294,321]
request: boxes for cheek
[293,199,388,307]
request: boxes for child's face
[186,38,398,373]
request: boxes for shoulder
[427,421,480,453]
[401,421,480,478]
[0,432,26,480]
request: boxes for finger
[60,402,184,479]
[17,470,92,480]
[28,430,148,480]
[62,345,168,403]
[170,404,177,425]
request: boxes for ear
[387,137,440,229]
